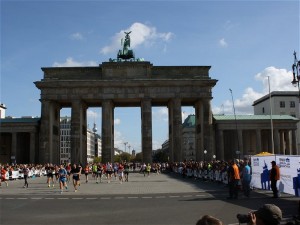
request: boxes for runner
[106,162,113,183]
[0,166,8,187]
[113,163,118,180]
[124,162,130,182]
[66,163,71,183]
[71,164,80,192]
[96,163,103,184]
[92,163,97,180]
[22,165,29,188]
[118,163,124,184]
[45,163,55,187]
[146,163,151,177]
[58,164,68,194]
[84,164,89,183]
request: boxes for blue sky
[1,0,299,152]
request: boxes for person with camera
[237,204,282,225]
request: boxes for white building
[253,91,300,150]
[0,103,6,119]
[182,115,196,161]
[60,117,101,164]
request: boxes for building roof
[253,91,299,106]
[213,114,299,121]
[183,115,195,128]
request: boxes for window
[280,101,285,108]
[290,101,296,108]
[262,107,265,114]
[291,113,296,118]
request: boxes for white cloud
[100,22,174,55]
[219,38,228,47]
[152,107,168,122]
[53,57,98,67]
[114,118,121,125]
[70,32,84,40]
[213,67,295,115]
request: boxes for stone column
[256,129,262,154]
[217,130,224,160]
[238,129,243,156]
[194,100,203,161]
[168,98,182,162]
[284,131,291,155]
[30,132,36,163]
[39,100,59,164]
[274,129,280,154]
[203,99,214,160]
[102,100,114,163]
[280,131,285,154]
[11,132,17,164]
[71,100,87,165]
[292,129,298,155]
[141,99,152,163]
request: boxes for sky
[1,0,300,153]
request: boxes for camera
[236,214,251,223]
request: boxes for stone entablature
[41,62,211,80]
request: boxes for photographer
[237,204,282,225]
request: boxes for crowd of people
[0,159,298,224]
[0,158,279,199]
[0,161,167,193]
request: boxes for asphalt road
[0,172,298,225]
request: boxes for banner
[251,155,300,196]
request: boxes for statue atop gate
[117,31,135,61]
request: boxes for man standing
[227,159,240,199]
[270,161,280,198]
[241,158,251,197]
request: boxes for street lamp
[128,144,131,154]
[229,88,240,158]
[292,51,300,101]
[213,155,216,161]
[124,142,128,153]
[204,149,207,162]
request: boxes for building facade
[253,91,300,151]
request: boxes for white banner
[251,155,300,196]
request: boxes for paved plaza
[0,172,299,225]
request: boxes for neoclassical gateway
[34,61,217,165]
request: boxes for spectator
[247,204,282,225]
[241,158,251,197]
[227,159,240,199]
[196,215,223,225]
[270,161,280,198]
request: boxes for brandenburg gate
[34,33,217,165]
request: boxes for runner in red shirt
[0,166,8,187]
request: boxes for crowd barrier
[251,155,300,196]
[3,169,46,180]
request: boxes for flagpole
[268,76,275,155]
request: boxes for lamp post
[124,142,128,153]
[229,88,240,158]
[213,155,216,161]
[128,144,131,154]
[292,51,300,101]
[204,149,207,162]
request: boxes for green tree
[93,156,101,163]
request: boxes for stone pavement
[0,172,215,196]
